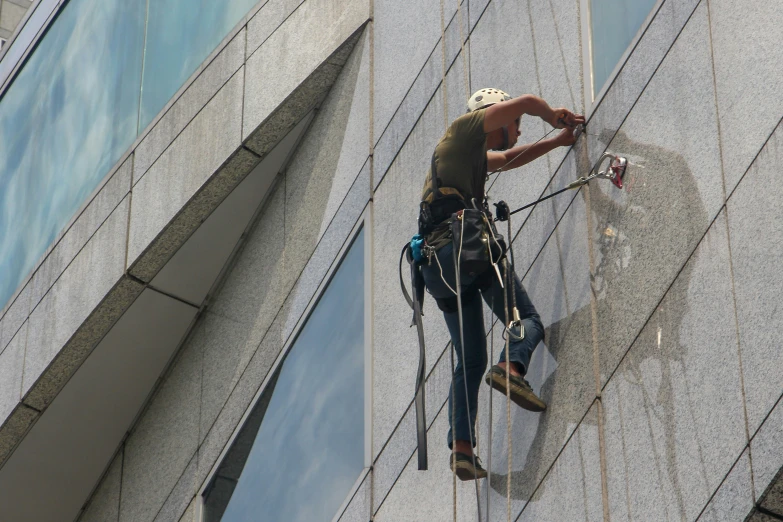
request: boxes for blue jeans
[421,242,544,448]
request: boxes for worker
[418,88,585,480]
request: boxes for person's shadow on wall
[485,128,710,520]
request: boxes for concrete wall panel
[586,0,701,165]
[698,450,754,522]
[30,157,132,313]
[372,0,456,142]
[0,0,26,32]
[727,120,783,435]
[374,406,480,522]
[242,0,369,142]
[469,0,539,111]
[79,449,123,522]
[468,0,488,31]
[119,341,202,522]
[153,453,199,522]
[517,404,603,522]
[709,0,783,193]
[372,344,454,514]
[0,281,29,355]
[0,322,24,423]
[128,70,245,269]
[246,0,301,57]
[592,3,724,386]
[283,35,368,281]
[528,0,584,114]
[282,162,369,342]
[372,9,467,189]
[602,210,746,522]
[23,196,130,397]
[336,473,371,522]
[751,396,783,503]
[372,86,452,459]
[198,183,287,440]
[133,30,246,185]
[476,192,595,512]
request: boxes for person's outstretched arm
[487,128,576,172]
[483,94,584,132]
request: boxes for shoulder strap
[430,152,442,200]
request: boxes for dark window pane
[204,229,366,522]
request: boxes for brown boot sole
[485,369,547,412]
[451,460,488,481]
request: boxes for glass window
[0,0,266,312]
[589,0,658,98]
[138,0,259,131]
[0,0,146,309]
[203,229,366,522]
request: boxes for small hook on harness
[494,200,510,222]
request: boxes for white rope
[437,3,458,519]
[486,290,494,521]
[433,252,458,296]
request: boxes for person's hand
[554,127,577,147]
[550,108,585,129]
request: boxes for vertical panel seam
[584,184,611,522]
[241,25,247,142]
[136,0,151,135]
[367,4,375,511]
[117,445,125,522]
[705,0,756,500]
[125,154,134,274]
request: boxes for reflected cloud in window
[204,229,365,522]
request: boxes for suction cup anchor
[592,152,627,190]
[608,156,627,189]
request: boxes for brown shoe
[484,365,547,412]
[449,451,487,481]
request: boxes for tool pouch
[450,208,506,279]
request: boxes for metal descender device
[567,151,628,190]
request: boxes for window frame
[195,206,373,522]
[580,0,665,118]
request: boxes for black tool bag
[451,208,506,279]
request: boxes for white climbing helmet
[467,88,511,112]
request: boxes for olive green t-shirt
[421,109,488,248]
[421,108,488,204]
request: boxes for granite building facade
[0,0,781,521]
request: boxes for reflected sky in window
[590,0,658,97]
[0,0,264,311]
[0,0,145,309]
[205,230,365,522]
[139,0,259,131]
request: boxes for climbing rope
[438,1,485,521]
[501,255,512,522]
